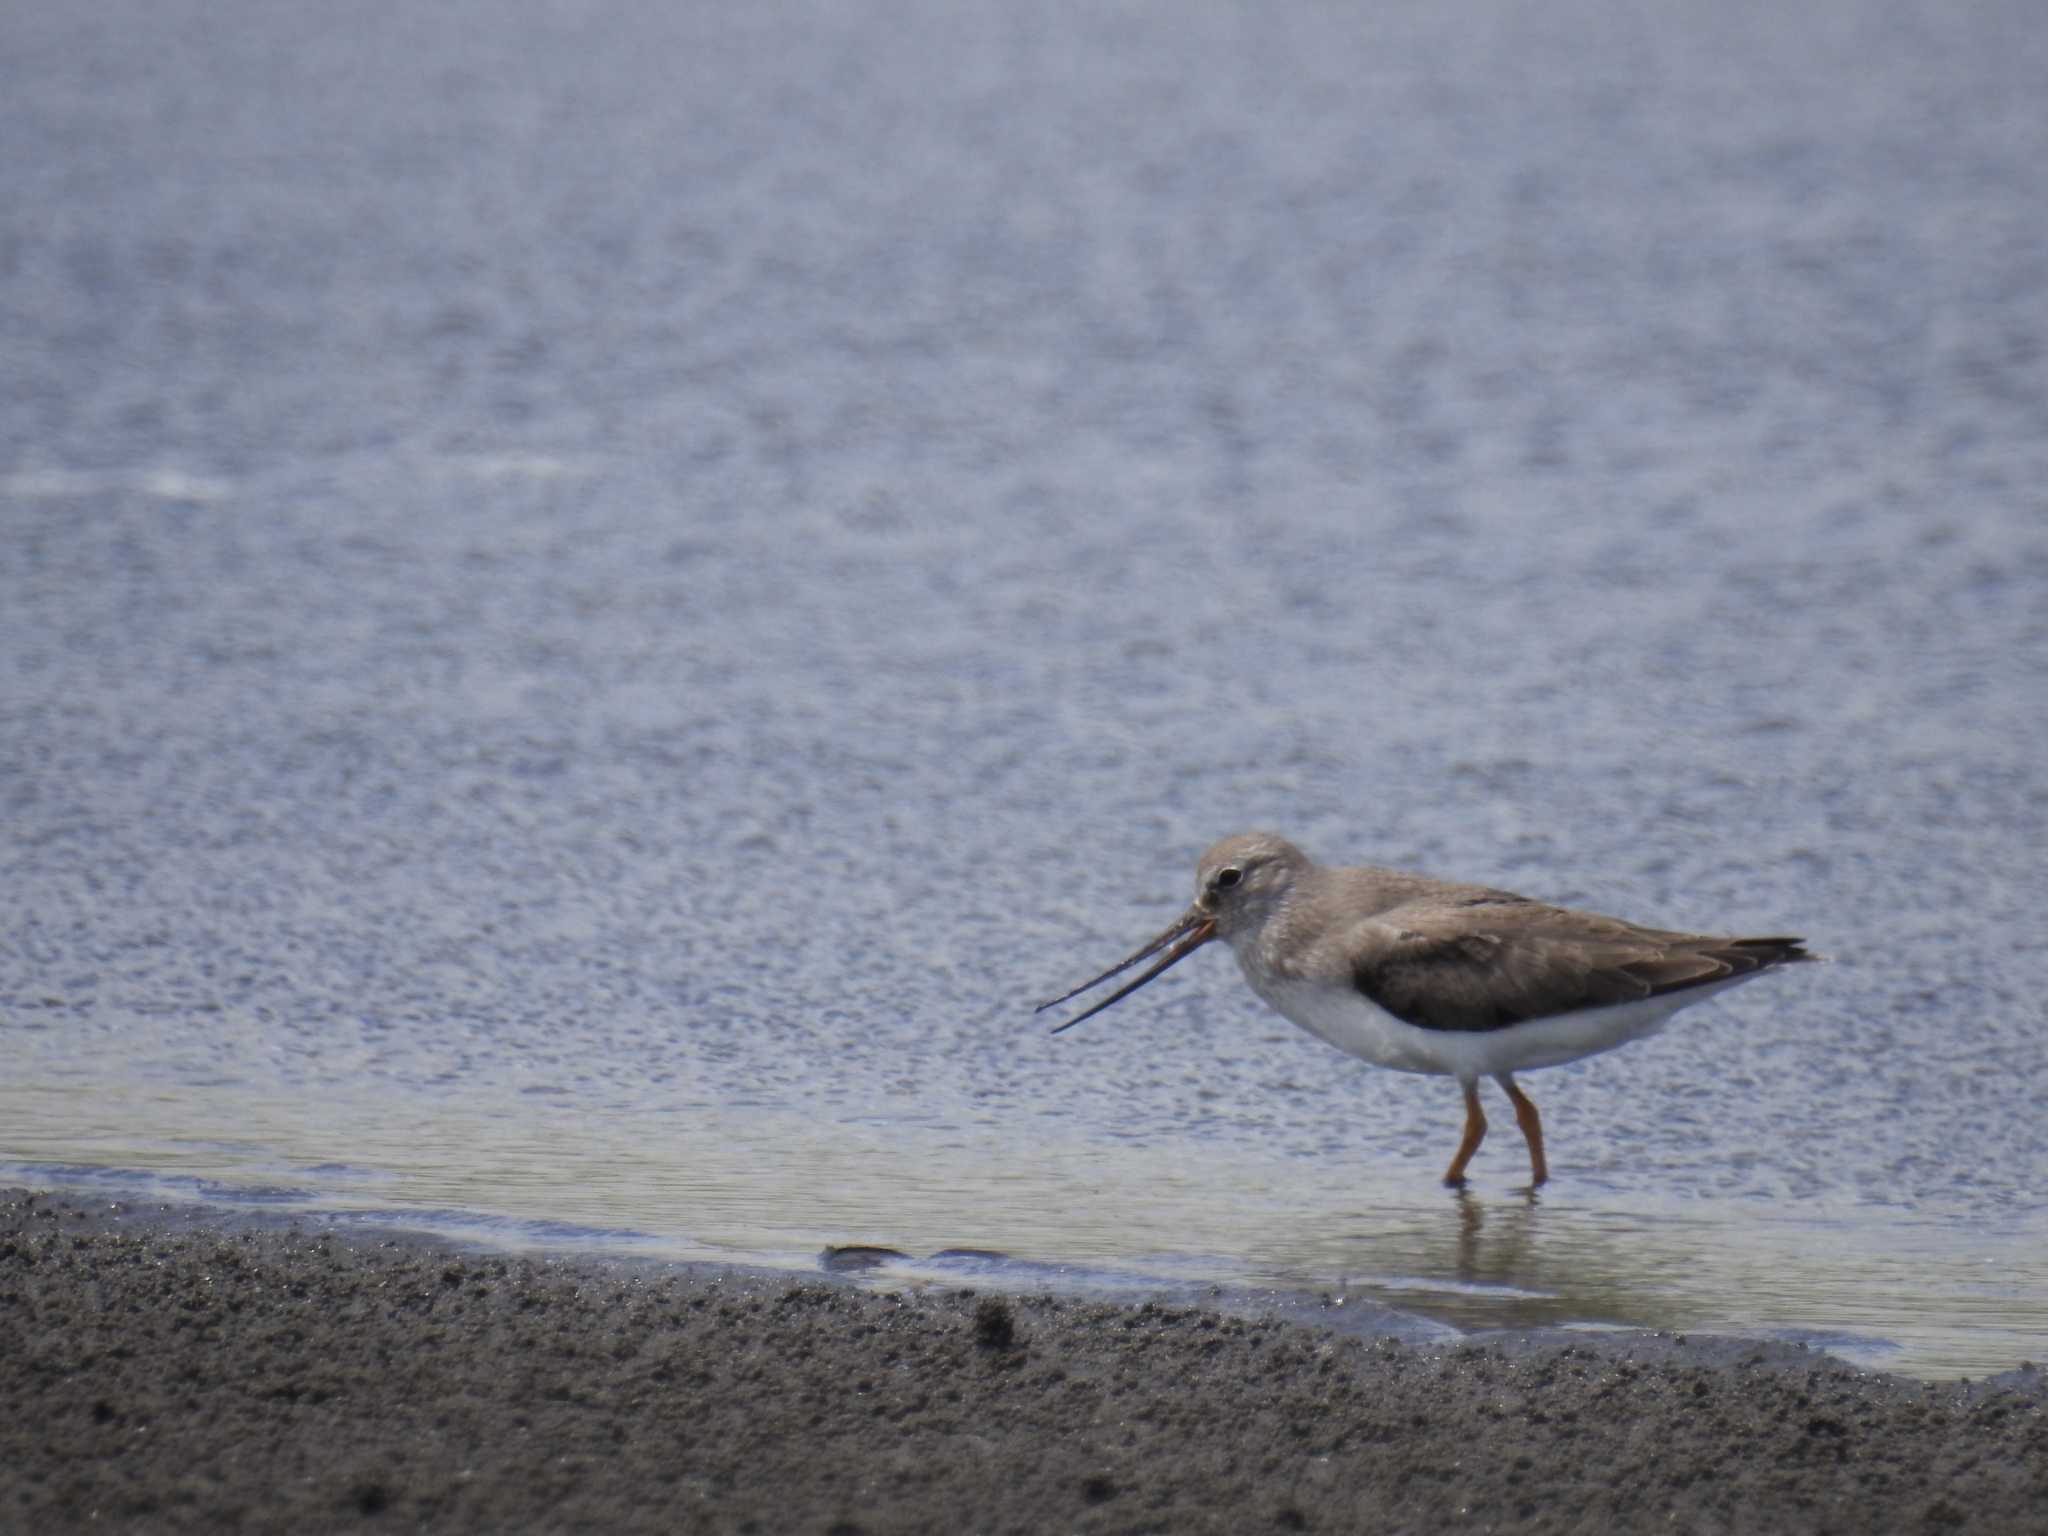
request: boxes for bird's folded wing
[1343,901,1803,1033]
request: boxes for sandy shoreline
[3,1188,2042,1533]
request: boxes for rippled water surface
[4,0,2046,1380]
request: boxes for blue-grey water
[4,0,2045,1378]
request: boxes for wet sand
[3,1190,2042,1533]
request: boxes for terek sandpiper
[1039,832,1815,1187]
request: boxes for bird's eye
[1216,867,1243,890]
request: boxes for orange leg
[1443,1081,1487,1186]
[1497,1073,1548,1188]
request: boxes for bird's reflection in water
[1305,1186,1606,1337]
[1451,1184,1541,1291]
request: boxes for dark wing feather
[1350,899,1812,1034]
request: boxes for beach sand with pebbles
[4,1189,2042,1534]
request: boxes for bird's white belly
[1245,971,1749,1080]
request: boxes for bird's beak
[1036,906,1217,1034]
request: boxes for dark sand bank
[3,1190,2042,1534]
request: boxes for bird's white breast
[1233,955,1748,1080]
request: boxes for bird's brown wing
[1347,896,1811,1033]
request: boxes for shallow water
[5,0,2047,1381]
[7,1057,2046,1378]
